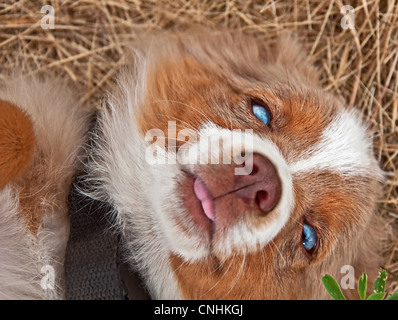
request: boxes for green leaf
[367,292,386,300]
[373,269,388,294]
[358,273,368,300]
[322,274,346,300]
[386,290,398,300]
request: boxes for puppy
[87,30,386,299]
[0,75,89,299]
[0,31,386,300]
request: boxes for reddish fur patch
[169,250,308,299]
[0,100,35,190]
[137,57,240,143]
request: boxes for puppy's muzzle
[233,154,281,214]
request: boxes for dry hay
[0,0,397,296]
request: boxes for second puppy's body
[0,76,89,299]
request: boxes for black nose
[233,154,281,213]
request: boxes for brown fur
[0,74,89,237]
[0,100,35,190]
[0,75,90,299]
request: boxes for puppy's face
[109,32,384,299]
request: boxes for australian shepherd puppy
[0,30,386,299]
[87,30,386,299]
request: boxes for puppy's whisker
[153,113,199,133]
[151,99,213,124]
[289,215,305,228]
[166,137,196,146]
[261,247,271,269]
[222,254,246,299]
[270,239,286,267]
[168,133,199,146]
[174,259,190,274]
[220,93,234,130]
[200,254,235,298]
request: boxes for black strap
[64,113,150,300]
[65,181,126,300]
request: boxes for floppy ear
[0,100,35,189]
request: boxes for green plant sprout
[322,269,398,300]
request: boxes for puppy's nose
[234,154,281,213]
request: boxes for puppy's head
[100,30,385,299]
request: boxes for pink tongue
[193,178,215,221]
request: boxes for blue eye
[302,223,318,252]
[252,102,271,126]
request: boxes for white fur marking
[290,110,381,177]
